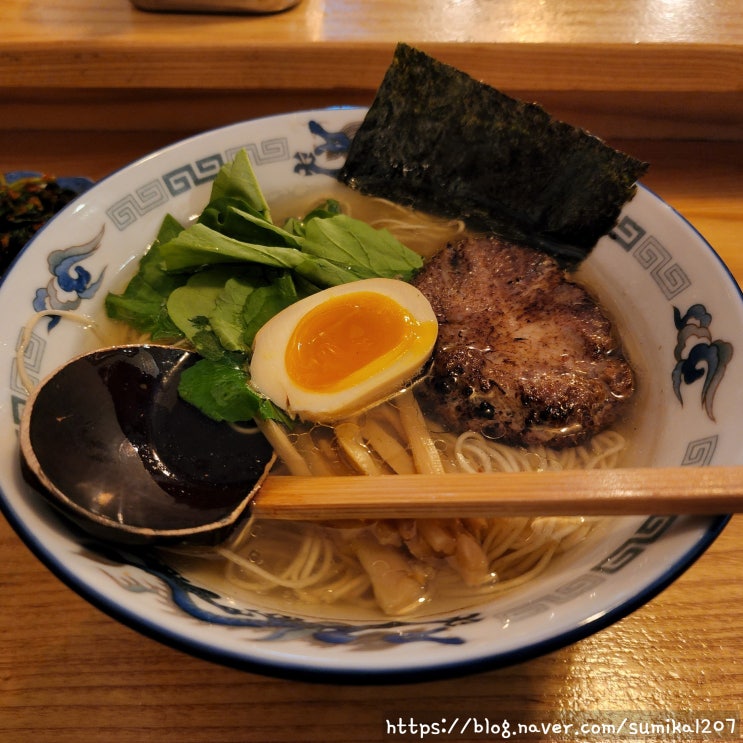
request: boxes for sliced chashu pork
[412,236,634,449]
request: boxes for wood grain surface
[249,467,743,520]
[2,0,743,138]
[3,0,743,82]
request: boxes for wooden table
[1,0,743,740]
[2,0,743,140]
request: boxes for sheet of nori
[338,44,649,264]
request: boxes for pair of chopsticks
[250,466,743,520]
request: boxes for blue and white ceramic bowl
[0,109,739,681]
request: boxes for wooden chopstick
[250,466,743,520]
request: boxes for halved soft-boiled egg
[249,277,438,422]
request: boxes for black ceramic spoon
[19,345,275,545]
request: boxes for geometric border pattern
[499,514,678,624]
[12,327,44,394]
[226,138,290,166]
[611,215,691,299]
[10,327,47,425]
[681,435,718,466]
[634,235,691,299]
[106,180,169,230]
[106,137,291,232]
[502,572,606,622]
[163,154,225,196]
[591,515,677,575]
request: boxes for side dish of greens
[1,174,83,275]
[105,150,423,425]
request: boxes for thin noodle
[340,195,466,256]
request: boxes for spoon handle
[250,466,743,520]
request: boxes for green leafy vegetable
[178,356,289,425]
[199,199,303,249]
[209,274,263,353]
[301,214,423,279]
[166,267,235,342]
[283,198,343,236]
[157,205,421,284]
[209,148,272,222]
[241,271,301,347]
[157,222,363,285]
[0,174,80,275]
[104,214,187,341]
[338,43,649,264]
[105,148,422,424]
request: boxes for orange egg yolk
[285,291,428,393]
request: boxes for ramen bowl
[0,109,740,682]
